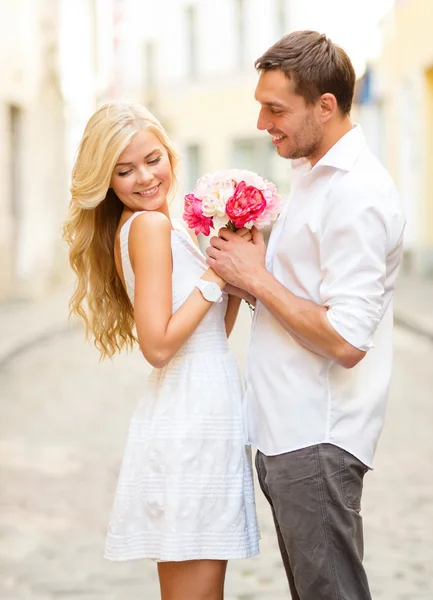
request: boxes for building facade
[59,0,126,171]
[378,0,433,275]
[0,0,68,300]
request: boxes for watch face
[203,282,221,302]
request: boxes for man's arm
[249,267,366,367]
[207,227,361,366]
[207,190,404,369]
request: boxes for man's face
[255,69,323,161]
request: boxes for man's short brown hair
[255,30,356,115]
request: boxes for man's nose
[257,109,271,132]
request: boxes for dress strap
[172,219,208,267]
[119,211,146,304]
[172,218,189,233]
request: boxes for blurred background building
[0,0,125,301]
[2,2,433,599]
[376,0,433,275]
[120,0,395,216]
[1,0,433,300]
[121,0,297,213]
[0,0,66,300]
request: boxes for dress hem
[104,545,260,562]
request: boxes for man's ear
[319,93,338,123]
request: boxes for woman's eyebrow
[115,149,160,167]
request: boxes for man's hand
[206,226,267,290]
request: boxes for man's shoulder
[329,148,400,212]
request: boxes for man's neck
[308,117,354,167]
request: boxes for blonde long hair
[63,102,179,359]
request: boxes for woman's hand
[225,283,256,306]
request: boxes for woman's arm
[224,284,256,307]
[130,211,225,368]
[182,224,244,337]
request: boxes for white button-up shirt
[245,126,405,468]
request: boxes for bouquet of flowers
[183,169,281,235]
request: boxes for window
[235,0,246,69]
[185,5,198,78]
[231,137,271,174]
[142,40,157,110]
[232,136,291,207]
[275,0,287,38]
[185,144,202,191]
[232,137,289,243]
[8,105,22,223]
[185,143,206,248]
[7,105,23,284]
[143,40,156,89]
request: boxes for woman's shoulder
[127,211,172,264]
[128,211,173,266]
[131,210,171,228]
[129,211,172,241]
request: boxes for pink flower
[225,181,266,229]
[183,193,214,235]
[254,181,282,228]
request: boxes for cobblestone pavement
[0,306,432,599]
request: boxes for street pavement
[0,279,432,599]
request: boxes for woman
[63,102,259,600]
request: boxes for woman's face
[110,129,173,214]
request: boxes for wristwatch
[195,279,223,303]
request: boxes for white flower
[193,174,213,199]
[213,214,231,230]
[200,179,236,218]
[202,193,227,217]
[231,169,266,190]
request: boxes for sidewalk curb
[0,284,75,369]
[393,312,433,343]
[0,323,75,369]
[1,284,431,370]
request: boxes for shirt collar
[291,124,366,175]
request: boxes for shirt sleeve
[320,184,404,352]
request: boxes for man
[207,31,405,600]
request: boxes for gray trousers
[255,444,372,600]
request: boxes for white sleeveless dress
[104,212,259,562]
